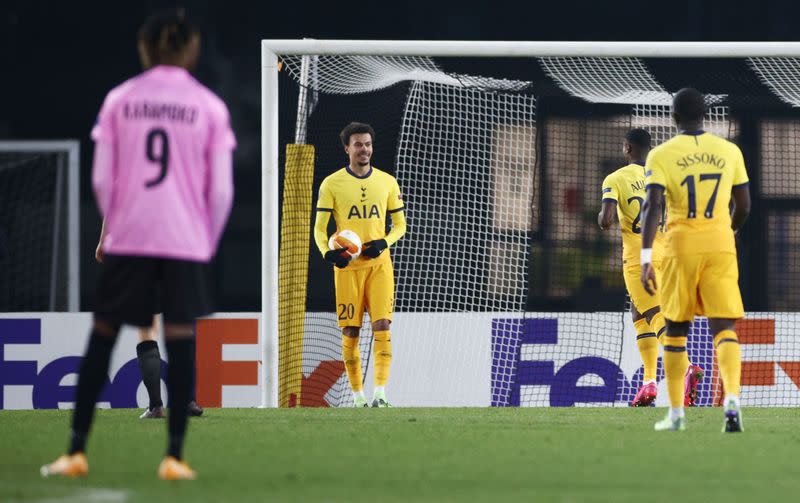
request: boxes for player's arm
[91,141,115,219]
[640,185,663,295]
[314,178,334,256]
[206,105,237,252]
[385,209,406,245]
[731,185,751,233]
[314,180,349,268]
[362,209,405,258]
[641,186,663,251]
[641,157,666,295]
[90,94,117,220]
[731,148,751,233]
[95,219,107,263]
[363,177,406,258]
[598,201,616,230]
[313,209,332,257]
[598,176,618,230]
[207,150,234,252]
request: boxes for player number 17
[680,173,721,219]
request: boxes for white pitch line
[23,488,129,503]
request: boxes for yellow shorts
[333,262,395,327]
[623,261,661,315]
[660,253,744,322]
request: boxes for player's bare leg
[342,326,368,407]
[655,320,691,431]
[709,318,743,432]
[371,319,392,408]
[158,323,197,479]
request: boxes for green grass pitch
[2,408,799,502]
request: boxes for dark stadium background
[2,0,799,312]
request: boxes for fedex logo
[0,319,161,409]
[491,318,636,407]
[1,316,346,409]
[0,317,266,409]
[490,317,799,407]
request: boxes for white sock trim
[669,407,685,421]
[723,394,740,410]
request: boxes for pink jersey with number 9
[91,65,236,262]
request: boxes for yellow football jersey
[316,166,404,270]
[602,162,665,265]
[645,132,749,255]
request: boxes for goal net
[266,43,800,408]
[0,142,80,312]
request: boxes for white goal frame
[0,140,80,312]
[260,40,800,408]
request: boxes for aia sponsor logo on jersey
[347,204,380,219]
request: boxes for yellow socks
[343,330,393,393]
[649,312,667,346]
[634,318,659,383]
[662,335,689,408]
[373,330,392,387]
[342,334,363,392]
[715,330,741,398]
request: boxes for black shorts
[95,254,212,327]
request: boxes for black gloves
[325,248,351,268]
[326,239,387,267]
[362,239,388,258]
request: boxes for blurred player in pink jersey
[42,9,235,481]
[96,221,204,420]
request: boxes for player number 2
[145,128,170,188]
[338,303,355,320]
[680,173,721,219]
[627,196,665,234]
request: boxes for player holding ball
[314,122,406,408]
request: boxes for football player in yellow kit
[641,89,750,432]
[599,128,703,407]
[314,122,407,407]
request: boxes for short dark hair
[625,128,651,149]
[138,8,199,67]
[672,88,706,122]
[340,122,375,146]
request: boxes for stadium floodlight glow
[261,40,800,409]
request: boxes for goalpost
[261,41,800,408]
[0,140,80,312]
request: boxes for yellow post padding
[278,144,315,407]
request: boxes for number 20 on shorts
[338,303,355,320]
